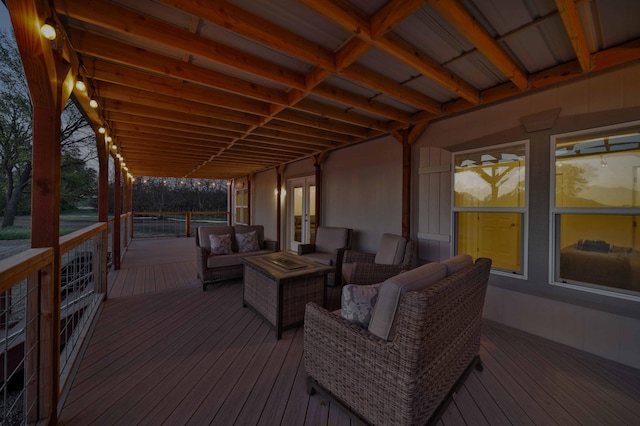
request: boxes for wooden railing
[131,211,230,238]
[0,222,108,424]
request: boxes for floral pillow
[209,233,232,255]
[341,283,380,328]
[236,230,260,253]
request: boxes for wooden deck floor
[59,238,640,425]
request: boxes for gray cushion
[341,283,381,328]
[209,234,232,255]
[441,254,473,276]
[198,226,235,252]
[235,225,265,250]
[374,233,407,265]
[368,262,446,340]
[314,227,349,254]
[236,230,260,253]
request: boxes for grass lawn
[0,212,102,240]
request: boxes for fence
[0,222,108,424]
[132,211,230,238]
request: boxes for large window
[551,123,640,298]
[453,142,528,275]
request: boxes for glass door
[288,176,316,252]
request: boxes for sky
[1,3,12,33]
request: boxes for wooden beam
[376,32,480,104]
[301,0,480,104]
[98,82,262,126]
[90,60,272,116]
[102,101,251,133]
[106,112,243,139]
[554,0,592,72]
[428,0,529,90]
[314,83,414,123]
[160,0,335,69]
[67,28,289,105]
[371,0,427,38]
[56,0,307,89]
[341,63,442,113]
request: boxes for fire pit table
[242,251,333,339]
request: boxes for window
[551,122,640,298]
[453,141,528,276]
[235,188,248,225]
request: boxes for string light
[89,99,98,108]
[40,22,56,40]
[98,126,106,134]
[75,75,86,92]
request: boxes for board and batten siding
[418,147,452,263]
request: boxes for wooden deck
[59,238,640,425]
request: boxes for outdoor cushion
[368,262,446,340]
[198,225,235,252]
[441,254,473,276]
[235,225,265,251]
[314,227,350,254]
[341,283,381,328]
[374,233,407,265]
[209,233,233,255]
[236,230,260,253]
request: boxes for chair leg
[475,355,484,372]
[306,376,317,396]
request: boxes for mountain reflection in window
[555,133,640,208]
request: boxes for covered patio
[60,238,640,424]
[2,0,640,424]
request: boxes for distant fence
[131,211,230,238]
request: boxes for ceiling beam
[427,0,529,90]
[554,0,592,72]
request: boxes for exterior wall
[413,61,640,368]
[252,136,403,254]
[251,169,278,242]
[323,136,403,253]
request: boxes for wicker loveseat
[196,225,277,290]
[304,255,492,425]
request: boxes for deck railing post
[186,212,192,237]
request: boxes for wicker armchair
[342,234,418,286]
[298,226,352,286]
[304,258,492,425]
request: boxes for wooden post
[313,153,325,229]
[276,165,284,250]
[113,157,121,270]
[402,129,411,239]
[247,174,252,225]
[186,212,192,237]
[31,67,65,426]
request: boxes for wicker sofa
[196,225,277,290]
[304,255,492,425]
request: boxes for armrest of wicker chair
[264,240,279,251]
[344,262,405,285]
[343,250,376,264]
[297,243,316,255]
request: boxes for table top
[242,251,334,280]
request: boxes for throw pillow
[236,230,260,253]
[341,284,380,328]
[209,233,232,255]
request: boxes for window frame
[549,120,640,302]
[234,187,248,225]
[451,140,530,279]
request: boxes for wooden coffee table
[242,252,334,339]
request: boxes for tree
[0,30,98,227]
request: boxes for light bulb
[89,99,98,108]
[40,23,56,40]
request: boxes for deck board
[59,238,640,425]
